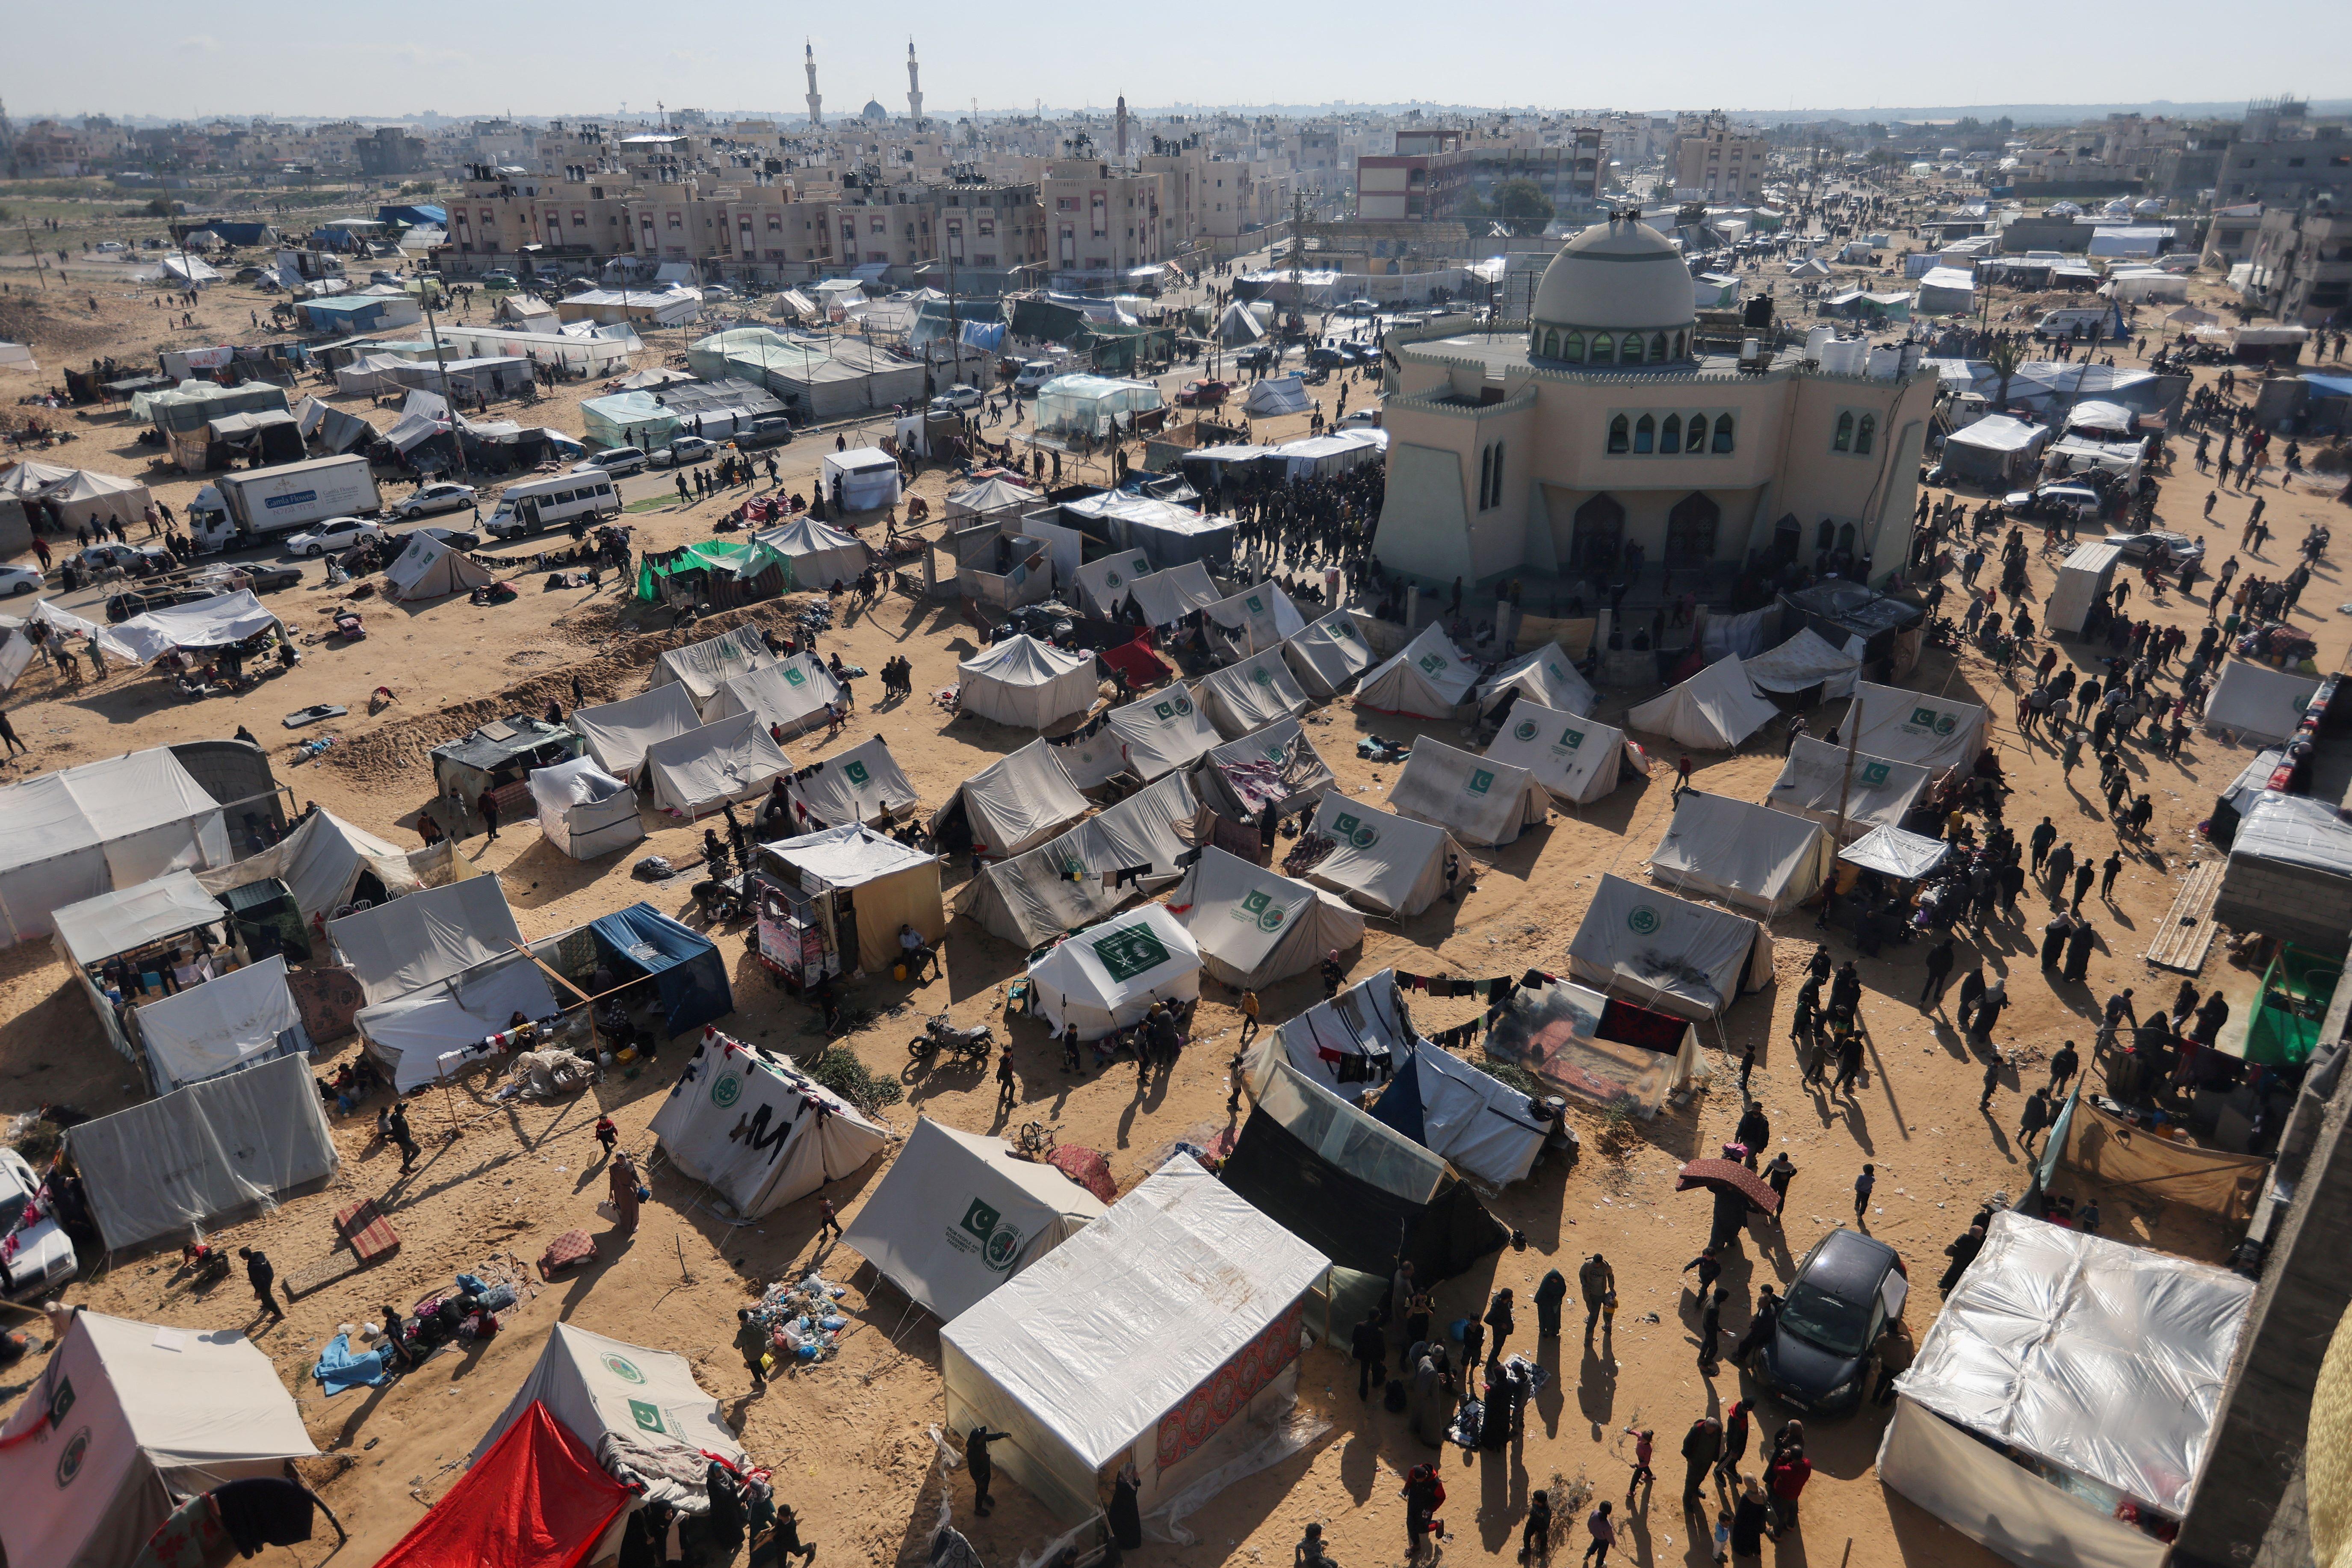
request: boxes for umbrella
[1677,1158,1782,1216]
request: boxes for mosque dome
[1527,215,1696,368]
[862,99,889,122]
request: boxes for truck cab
[187,486,238,555]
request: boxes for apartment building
[1356,129,1471,222]
[2242,207,2352,325]
[2213,102,2352,207]
[1671,112,1767,202]
[1039,160,1168,278]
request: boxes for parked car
[1304,345,1348,369]
[389,481,479,520]
[479,270,520,290]
[95,240,125,253]
[0,1146,78,1302]
[0,564,41,597]
[1337,408,1382,428]
[284,517,386,557]
[1999,482,2104,522]
[732,416,795,450]
[232,265,266,283]
[65,544,172,576]
[418,526,480,552]
[579,446,649,478]
[1177,379,1232,408]
[2104,529,2205,568]
[105,584,226,623]
[1753,1228,1906,1416]
[647,436,717,468]
[1013,360,1058,394]
[1341,341,1382,366]
[1236,344,1279,370]
[211,561,303,593]
[930,383,986,413]
[1337,298,1381,317]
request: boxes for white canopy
[1840,824,1952,880]
[1025,901,1203,1040]
[958,635,1101,729]
[642,713,792,819]
[328,871,524,1006]
[844,1118,1108,1322]
[475,1322,745,1478]
[821,446,903,510]
[1847,680,1988,774]
[2204,660,2318,745]
[1649,791,1833,916]
[1741,628,1862,699]
[945,476,1039,519]
[0,747,228,944]
[1356,623,1477,718]
[50,870,223,969]
[963,771,1197,948]
[1477,644,1598,717]
[571,683,704,780]
[1196,645,1312,737]
[751,514,870,588]
[385,531,493,602]
[356,951,559,1092]
[933,738,1090,859]
[193,809,434,924]
[1386,738,1551,847]
[99,589,281,665]
[0,1310,319,1568]
[1282,608,1377,697]
[1567,873,1772,1020]
[1483,706,1644,805]
[1199,580,1306,663]
[786,734,920,828]
[1381,1044,1547,1187]
[529,755,645,860]
[649,1031,892,1217]
[1102,685,1224,782]
[650,625,778,716]
[706,652,846,739]
[1300,795,1463,918]
[1627,655,1778,750]
[134,954,308,1091]
[1947,413,2050,455]
[1172,845,1364,990]
[1242,374,1311,416]
[1126,561,1223,628]
[1763,735,1931,843]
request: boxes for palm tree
[1985,334,2026,412]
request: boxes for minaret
[906,40,924,129]
[804,42,822,128]
[1115,96,1128,158]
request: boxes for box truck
[188,454,382,553]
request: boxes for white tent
[133,954,310,1092]
[1070,549,1159,620]
[193,808,440,924]
[1626,656,1778,750]
[1377,1045,1547,1187]
[50,871,227,976]
[649,1030,892,1217]
[1196,645,1312,738]
[1386,738,1551,847]
[705,652,846,739]
[0,1310,319,1568]
[1483,706,1645,805]
[1477,644,1598,717]
[844,1118,1108,1322]
[1300,795,1463,918]
[1251,968,1422,1098]
[1025,902,1203,1040]
[760,825,946,973]
[1199,581,1307,663]
[1763,735,1930,843]
[1126,561,1223,628]
[1242,374,1311,417]
[650,625,778,718]
[384,531,494,602]
[2204,660,2319,745]
[1173,846,1364,989]
[356,951,558,1093]
[1355,623,1477,718]
[2046,541,2124,636]
[97,590,282,666]
[1841,824,1952,881]
[958,635,1101,729]
[1282,608,1377,697]
[821,446,903,510]
[1847,681,1989,774]
[328,871,525,1006]
[1567,874,1773,1020]
[751,514,871,589]
[940,1155,1328,1521]
[475,1323,746,1484]
[786,735,920,828]
[1741,628,1862,701]
[1103,685,1224,783]
[1649,791,1833,915]
[944,475,1039,520]
[963,771,1197,948]
[642,714,793,819]
[571,683,704,780]
[529,755,645,860]
[0,747,228,944]
[1191,715,1336,823]
[1878,1211,2253,1568]
[932,738,1091,859]
[1943,414,2052,485]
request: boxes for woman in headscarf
[609,1148,642,1235]
[1410,1345,1454,1447]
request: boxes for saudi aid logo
[1628,905,1663,935]
[710,1069,743,1108]
[1331,810,1380,849]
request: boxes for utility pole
[420,292,472,482]
[20,217,47,287]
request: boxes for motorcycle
[908,1012,994,1066]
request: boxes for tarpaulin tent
[649,626,778,718]
[194,809,450,928]
[50,870,227,977]
[958,635,1101,729]
[1356,624,1477,718]
[1483,972,1705,1117]
[1477,644,1598,718]
[0,1310,319,1568]
[751,514,870,589]
[474,1323,746,1489]
[2054,1095,2269,1224]
[386,532,494,602]
[375,1402,630,1568]
[1369,1045,1548,1186]
[1627,656,1777,750]
[356,952,559,1093]
[588,902,733,1038]
[1282,608,1376,698]
[758,825,945,974]
[329,872,525,1006]
[649,1031,891,1218]
[1217,301,1266,344]
[1198,581,1306,664]
[1483,706,1644,805]
[1125,561,1223,627]
[98,590,282,666]
[23,467,150,532]
[1764,735,1929,843]
[1568,874,1773,1020]
[1102,685,1223,783]
[1740,628,1862,702]
[1172,846,1364,989]
[1300,797,1463,918]
[1386,738,1551,847]
[784,735,919,828]
[1070,550,1158,621]
[570,684,703,781]
[1847,681,1989,774]
[1191,715,1336,822]
[529,756,645,860]
[962,771,1197,948]
[1241,374,1310,417]
[1196,645,1312,738]
[1878,1211,2253,1568]
[844,1118,1108,1322]
[1025,902,1203,1040]
[940,1155,1327,1522]
[1649,791,1833,915]
[133,955,311,1093]
[2046,541,2123,637]
[1839,824,1950,881]
[1060,493,1233,574]
[821,447,902,511]
[579,390,683,450]
[931,738,1090,859]
[68,1053,339,1251]
[641,714,793,819]
[944,476,1038,520]
[634,540,789,609]
[705,652,846,740]
[0,747,228,944]
[1941,414,2051,486]
[2204,660,2319,745]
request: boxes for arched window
[1634,415,1655,454]
[1689,413,1709,451]
[1712,414,1736,453]
[1856,414,1876,456]
[1672,331,1686,358]
[1543,329,1559,359]
[1564,331,1585,361]
[1619,334,1643,366]
[1489,441,1506,508]
[1661,414,1683,455]
[1607,415,1629,454]
[1833,412,1854,452]
[1477,445,1492,511]
[1591,333,1614,365]
[1837,522,1857,553]
[1529,329,1542,353]
[1652,332,1669,360]
[1816,519,1836,552]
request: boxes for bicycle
[1015,1122,1056,1159]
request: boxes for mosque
[1371,213,1940,603]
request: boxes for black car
[1304,345,1347,369]
[231,562,304,593]
[732,416,795,450]
[1235,344,1279,370]
[1754,1227,1906,1416]
[104,585,224,623]
[419,526,481,552]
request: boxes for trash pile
[749,1270,852,1366]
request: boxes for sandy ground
[1,199,2342,1568]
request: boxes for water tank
[1820,336,1867,376]
[1899,342,1923,377]
[1740,337,1761,362]
[1867,345,1902,379]
[1805,325,1834,363]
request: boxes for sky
[8,0,2349,123]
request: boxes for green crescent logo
[628,1400,668,1436]
[1467,769,1495,796]
[782,666,807,687]
[1860,762,1889,785]
[1154,700,1175,719]
[844,760,871,785]
[1245,595,1264,613]
[1628,906,1662,935]
[1561,727,1586,749]
[1418,653,1448,675]
[710,1070,743,1108]
[1253,667,1274,686]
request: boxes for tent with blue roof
[587,901,733,1038]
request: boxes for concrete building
[2213,99,2352,207]
[1357,129,1471,222]
[1670,113,1768,203]
[1039,161,1168,282]
[2240,206,2352,325]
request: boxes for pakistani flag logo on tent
[1092,923,1173,981]
[960,1197,1002,1242]
[1560,727,1586,749]
[1467,769,1495,796]
[1861,762,1890,785]
[1907,705,1953,735]
[1154,700,1177,720]
[783,666,808,687]
[1513,719,1540,742]
[1252,666,1274,686]
[1238,889,1288,930]
[1245,594,1264,613]
[627,1400,669,1437]
[710,1070,743,1108]
[1132,557,1149,576]
[1418,652,1449,675]
[844,760,871,786]
[1331,811,1379,849]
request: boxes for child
[1854,1163,1876,1221]
[1712,1509,1732,1564]
[1622,1427,1655,1506]
[594,1115,618,1161]
[1599,1290,1618,1335]
[1522,1490,1553,1565]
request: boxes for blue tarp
[588,901,733,1038]
[960,320,1007,351]
[2304,374,2352,400]
[378,204,448,228]
[313,1332,390,1395]
[1367,1054,1428,1146]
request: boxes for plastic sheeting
[1025,902,1203,1040]
[1196,646,1312,738]
[194,809,434,924]
[2056,1097,2269,1225]
[642,714,793,819]
[357,953,560,1092]
[650,625,778,715]
[1373,1043,1548,1187]
[1763,735,1930,844]
[1847,681,1988,774]
[50,870,224,969]
[1191,715,1335,822]
[475,1323,745,1474]
[1482,706,1642,805]
[786,735,919,827]
[1282,608,1376,698]
[590,902,734,1039]
[1386,738,1551,847]
[959,636,1101,729]
[0,748,228,945]
[1477,644,1597,718]
[1171,846,1364,990]
[1355,624,1476,718]
[385,533,493,602]
[330,874,526,1006]
[376,1401,630,1568]
[2204,660,2319,745]
[648,1031,891,1218]
[1103,685,1223,783]
[1241,375,1309,417]
[1483,973,1704,1117]
[1740,628,1862,700]
[1300,796,1460,919]
[1877,1397,2169,1568]
[528,756,644,860]
[706,653,845,740]
[567,684,703,783]
[1626,656,1778,750]
[821,447,903,511]
[1649,791,1832,916]
[99,589,281,665]
[933,739,1090,859]
[68,1054,339,1251]
[963,771,1196,948]
[1567,874,1772,1020]
[843,1118,1108,1322]
[1032,374,1164,438]
[1840,824,1951,881]
[134,954,309,1091]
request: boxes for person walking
[388,1100,420,1172]
[2100,850,2124,901]
[1718,1399,1753,1487]
[1953,966,1986,1035]
[2030,816,2056,874]
[479,790,500,842]
[2018,1087,2053,1152]
[2049,1040,2080,1096]
[1580,1253,1615,1336]
[1853,1163,1874,1221]
[1238,989,1261,1045]
[1697,1287,1726,1375]
[966,1426,1010,1516]
[1580,1501,1617,1567]
[2071,859,2095,912]
[609,1148,642,1235]
[239,1247,284,1323]
[736,1308,771,1393]
[1484,1287,1517,1363]
[1522,1491,1554,1566]
[995,1051,1017,1113]
[1979,1052,2004,1112]
[1351,1311,1387,1399]
[814,1196,842,1244]
[0,709,25,759]
[1918,936,1954,1007]
[1534,1268,1568,1338]
[594,1114,618,1162]
[1681,1415,1722,1513]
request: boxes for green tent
[635,539,793,606]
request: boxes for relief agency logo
[956,1196,1026,1272]
[709,1069,744,1109]
[1906,705,1958,736]
[1466,768,1496,796]
[1418,651,1449,676]
[1560,726,1587,750]
[53,1426,91,1489]
[843,760,872,787]
[601,1353,647,1385]
[1092,922,1173,981]
[1512,719,1540,743]
[782,665,808,687]
[1627,904,1664,936]
[1238,889,1289,932]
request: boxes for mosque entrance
[1569,493,1623,569]
[1664,492,1720,569]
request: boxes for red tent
[375,1401,630,1568]
[1098,632,1169,689]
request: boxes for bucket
[894,963,908,982]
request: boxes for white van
[485,472,623,539]
[1013,359,1057,393]
[2033,307,2115,342]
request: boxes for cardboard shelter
[1355,624,1477,718]
[1567,874,1773,1020]
[569,685,704,782]
[930,739,1091,860]
[1195,646,1312,738]
[704,653,847,740]
[1102,686,1225,783]
[1282,608,1377,697]
[783,735,920,828]
[528,756,645,860]
[1762,735,1930,844]
[385,532,494,602]
[1171,846,1365,989]
[1649,791,1834,916]
[957,635,1102,729]
[641,714,793,819]
[1482,706,1644,804]
[0,747,229,944]
[842,1118,1108,1321]
[1025,902,1203,1040]
[648,1031,892,1219]
[1477,643,1598,718]
[1626,656,1778,750]
[1298,797,1464,918]
[1846,681,1989,774]
[1191,715,1337,823]
[962,771,1197,949]
[939,1155,1329,1522]
[1386,738,1551,847]
[648,626,778,719]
